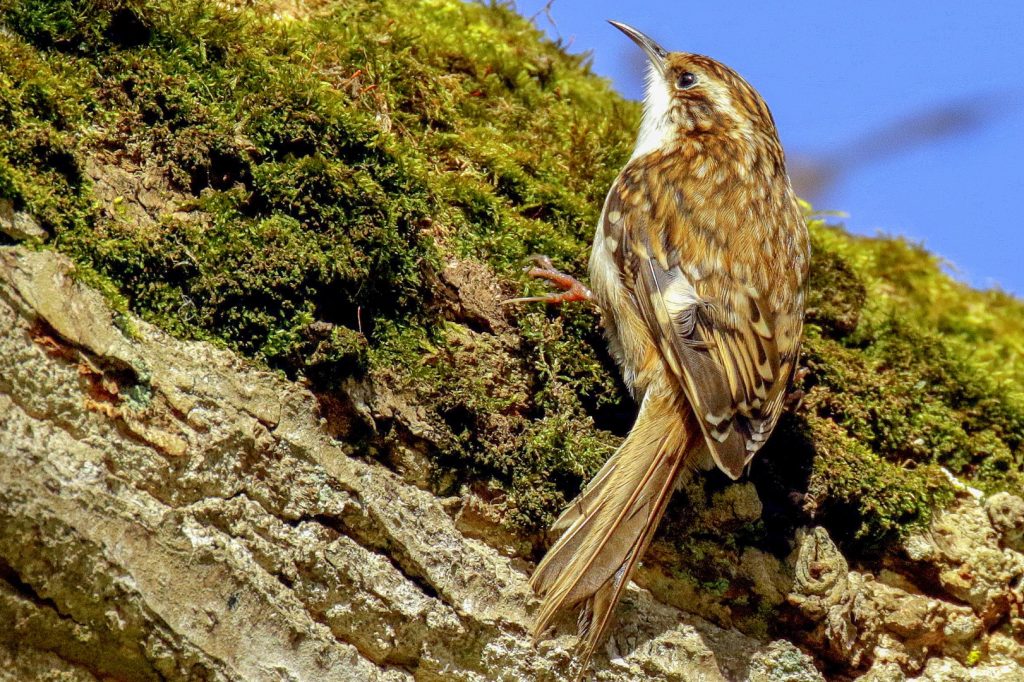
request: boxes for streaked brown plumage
[517,21,810,677]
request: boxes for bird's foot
[502,255,594,306]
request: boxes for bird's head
[610,21,778,159]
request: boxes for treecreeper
[507,21,810,677]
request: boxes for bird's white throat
[631,63,674,160]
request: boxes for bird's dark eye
[676,71,698,90]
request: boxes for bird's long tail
[530,388,699,676]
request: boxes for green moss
[812,223,1024,393]
[801,414,956,547]
[1,0,1022,554]
[0,35,93,235]
[374,316,618,530]
[804,228,867,336]
[784,216,1024,549]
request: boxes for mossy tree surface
[1,0,1022,601]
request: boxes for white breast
[589,202,642,394]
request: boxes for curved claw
[526,254,556,271]
[500,295,549,306]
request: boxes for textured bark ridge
[2,247,1023,681]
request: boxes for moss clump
[372,310,620,530]
[2,0,1022,553]
[813,224,1024,394]
[800,413,955,547]
[781,217,1024,550]
[0,33,92,237]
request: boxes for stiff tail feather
[530,390,698,677]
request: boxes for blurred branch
[790,90,1022,200]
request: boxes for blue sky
[512,1,1024,294]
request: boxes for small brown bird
[515,21,810,675]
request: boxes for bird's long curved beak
[608,21,667,75]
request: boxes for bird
[509,21,810,677]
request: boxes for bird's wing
[604,180,793,478]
